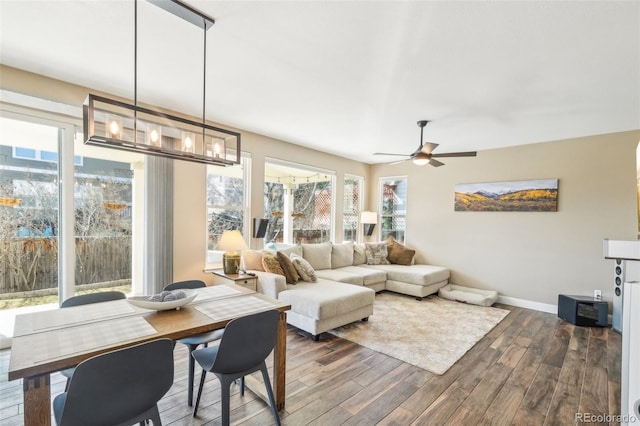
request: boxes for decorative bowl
[127,290,197,311]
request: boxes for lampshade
[360,211,378,224]
[217,230,248,275]
[217,230,248,251]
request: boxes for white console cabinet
[604,239,640,424]
[622,281,640,424]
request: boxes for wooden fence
[0,236,131,297]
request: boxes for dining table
[8,284,291,426]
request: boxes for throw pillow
[261,252,285,277]
[243,249,264,271]
[301,242,332,270]
[386,238,416,266]
[364,242,390,265]
[277,251,299,284]
[290,253,317,282]
[353,243,367,265]
[331,242,354,268]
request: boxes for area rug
[328,291,510,375]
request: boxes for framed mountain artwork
[454,179,558,212]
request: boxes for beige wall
[4,65,639,307]
[371,131,640,306]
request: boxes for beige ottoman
[278,279,375,340]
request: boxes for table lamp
[217,230,248,274]
[360,211,378,236]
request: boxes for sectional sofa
[242,241,450,340]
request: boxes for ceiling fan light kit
[83,0,240,167]
[374,120,477,167]
[412,152,430,166]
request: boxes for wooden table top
[8,284,290,381]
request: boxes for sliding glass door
[0,111,144,312]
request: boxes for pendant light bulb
[109,121,120,136]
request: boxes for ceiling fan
[374,120,477,166]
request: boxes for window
[206,154,251,263]
[264,160,335,246]
[378,176,407,243]
[343,174,363,242]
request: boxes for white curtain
[143,156,174,295]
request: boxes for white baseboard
[497,295,557,314]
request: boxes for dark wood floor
[0,303,622,425]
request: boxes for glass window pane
[343,176,362,242]
[293,181,332,244]
[206,158,248,263]
[1,117,59,309]
[73,152,134,293]
[264,182,284,245]
[207,174,243,208]
[264,162,334,246]
[380,177,407,243]
[207,207,244,250]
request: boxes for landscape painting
[455,179,558,212]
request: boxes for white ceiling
[1,0,639,164]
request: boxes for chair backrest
[164,280,206,291]
[213,309,279,374]
[59,338,174,425]
[60,291,126,308]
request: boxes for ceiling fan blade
[388,159,409,165]
[374,152,409,157]
[420,142,439,154]
[431,151,477,158]
[429,159,445,167]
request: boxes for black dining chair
[59,291,127,389]
[53,338,174,426]
[60,291,127,308]
[192,309,281,426]
[164,280,224,406]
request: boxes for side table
[210,269,257,291]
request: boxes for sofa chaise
[243,241,450,339]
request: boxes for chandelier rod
[202,15,207,131]
[136,0,214,132]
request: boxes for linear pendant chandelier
[83,0,240,166]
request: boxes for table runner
[29,316,157,364]
[195,295,276,320]
[14,301,137,337]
